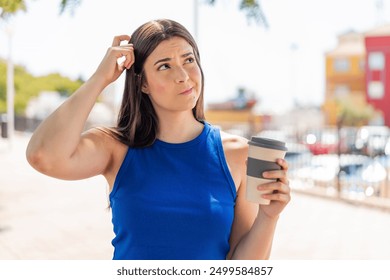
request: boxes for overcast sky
[1,0,389,113]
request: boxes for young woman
[26,19,290,260]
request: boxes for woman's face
[141,36,202,116]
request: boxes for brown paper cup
[246,137,287,205]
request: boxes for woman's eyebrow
[154,57,170,66]
[182,52,193,58]
[153,52,194,66]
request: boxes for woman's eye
[158,64,170,71]
[185,57,195,64]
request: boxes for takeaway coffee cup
[246,137,288,205]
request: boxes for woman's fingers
[258,180,291,203]
[262,170,288,185]
[112,35,131,47]
[110,35,134,69]
[114,45,134,70]
[262,158,289,184]
[262,191,291,203]
[257,157,290,203]
[123,45,135,69]
[278,158,289,170]
[258,180,290,194]
[108,43,134,71]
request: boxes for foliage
[336,98,376,127]
[0,0,266,114]
[238,0,268,27]
[0,0,78,19]
[0,0,26,19]
[0,59,82,115]
[59,0,81,15]
[1,0,267,25]
[0,61,6,112]
[206,0,268,27]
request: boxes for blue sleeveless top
[109,122,237,260]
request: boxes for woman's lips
[180,88,193,95]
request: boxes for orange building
[323,30,366,125]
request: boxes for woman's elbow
[25,144,53,174]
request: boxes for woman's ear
[141,83,149,94]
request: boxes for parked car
[303,128,338,155]
[385,138,390,156]
[285,143,312,171]
[291,154,387,198]
[338,126,359,154]
[355,126,390,156]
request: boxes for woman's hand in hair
[93,35,134,86]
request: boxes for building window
[333,58,350,72]
[368,81,384,99]
[368,52,385,70]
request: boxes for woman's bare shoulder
[86,127,128,187]
[82,126,128,168]
[220,130,249,150]
[86,127,127,149]
[220,130,249,160]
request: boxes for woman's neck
[157,111,204,143]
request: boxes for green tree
[0,59,83,114]
[1,0,267,26]
[58,0,268,25]
[59,0,81,15]
[0,0,26,19]
[1,0,267,114]
[207,0,268,27]
[0,60,6,112]
[0,0,76,18]
[336,98,377,127]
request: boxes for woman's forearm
[231,211,279,260]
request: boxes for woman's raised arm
[26,35,134,180]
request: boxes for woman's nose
[174,67,189,83]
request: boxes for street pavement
[1,133,390,260]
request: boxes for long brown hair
[109,19,205,147]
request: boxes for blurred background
[1,0,390,259]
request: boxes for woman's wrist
[257,208,280,223]
[88,72,112,92]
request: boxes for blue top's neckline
[154,121,209,148]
